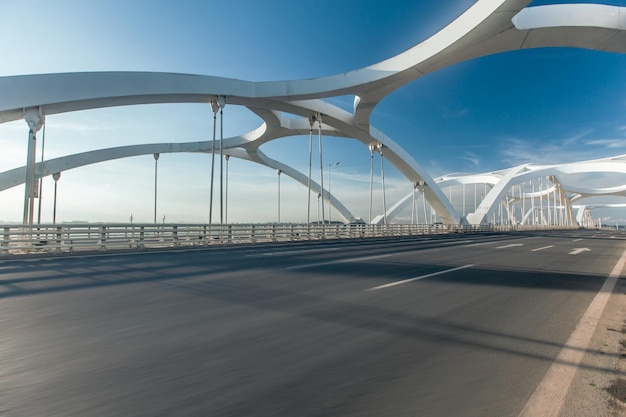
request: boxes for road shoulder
[559,276,626,417]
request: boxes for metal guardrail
[0,223,576,255]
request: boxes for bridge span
[1,229,625,416]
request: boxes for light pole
[225,155,230,224]
[37,122,46,225]
[328,162,340,223]
[153,153,159,224]
[277,169,281,223]
[52,172,61,225]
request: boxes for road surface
[0,229,624,416]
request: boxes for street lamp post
[328,162,340,223]
[277,169,281,223]
[52,172,61,225]
[225,155,230,225]
[153,153,159,224]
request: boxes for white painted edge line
[518,247,626,417]
[464,241,497,247]
[285,253,393,270]
[367,264,474,291]
[531,245,554,252]
[246,247,337,257]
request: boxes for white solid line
[367,264,474,291]
[518,247,626,417]
[464,241,495,247]
[531,245,554,252]
[246,247,335,257]
[285,253,392,270]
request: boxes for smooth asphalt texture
[0,229,624,416]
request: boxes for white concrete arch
[574,203,626,226]
[0,136,358,224]
[463,155,626,225]
[2,2,624,125]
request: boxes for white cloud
[499,129,626,166]
[461,151,480,167]
[585,139,626,149]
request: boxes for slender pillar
[277,169,281,223]
[225,155,230,225]
[420,181,428,224]
[22,107,44,226]
[531,179,535,225]
[379,144,388,225]
[368,145,375,224]
[52,172,61,225]
[539,177,544,225]
[153,153,159,224]
[553,182,557,226]
[520,185,523,224]
[218,95,226,226]
[209,100,219,225]
[317,114,325,227]
[474,183,477,214]
[411,183,417,224]
[307,115,315,224]
[37,122,46,225]
[328,161,340,224]
[317,193,321,223]
[462,184,466,218]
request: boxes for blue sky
[0,0,625,224]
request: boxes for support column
[368,144,375,224]
[411,182,417,224]
[225,154,230,225]
[317,113,325,228]
[52,172,61,225]
[23,107,44,226]
[209,99,219,225]
[153,153,159,224]
[307,115,315,224]
[218,95,226,226]
[37,122,46,225]
[378,144,388,225]
[277,169,281,224]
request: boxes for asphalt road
[0,229,624,416]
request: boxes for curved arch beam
[1,2,624,126]
[0,138,358,223]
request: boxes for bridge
[2,2,626,416]
[1,0,625,229]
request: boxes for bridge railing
[0,223,576,255]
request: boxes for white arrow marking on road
[569,248,591,255]
[496,244,523,249]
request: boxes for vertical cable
[318,115,325,227]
